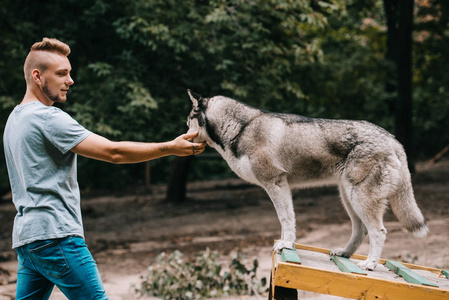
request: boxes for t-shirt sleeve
[43,108,92,154]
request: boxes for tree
[383,0,414,170]
[166,156,193,203]
[138,0,345,202]
[1,0,447,194]
[412,0,449,158]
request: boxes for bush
[135,248,267,299]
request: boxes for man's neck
[22,88,53,106]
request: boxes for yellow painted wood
[294,243,444,275]
[274,261,449,300]
[270,251,278,299]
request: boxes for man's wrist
[159,141,174,156]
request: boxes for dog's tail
[389,156,428,238]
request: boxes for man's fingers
[191,141,206,148]
[184,131,199,139]
[191,142,206,155]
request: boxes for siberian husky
[186,90,428,270]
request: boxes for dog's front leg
[262,176,296,252]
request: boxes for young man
[3,38,206,299]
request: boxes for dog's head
[186,89,209,143]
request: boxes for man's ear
[32,69,42,85]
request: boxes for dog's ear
[187,89,205,108]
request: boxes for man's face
[39,53,74,104]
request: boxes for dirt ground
[0,159,448,300]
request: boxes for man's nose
[67,75,74,85]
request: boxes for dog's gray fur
[186,90,428,270]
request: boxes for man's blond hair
[24,38,71,85]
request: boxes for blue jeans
[15,236,108,300]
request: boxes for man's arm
[71,131,206,164]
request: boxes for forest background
[0,0,448,194]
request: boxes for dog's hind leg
[347,184,388,271]
[330,181,368,258]
[262,176,296,252]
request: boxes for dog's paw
[329,248,351,258]
[357,259,377,271]
[273,240,295,252]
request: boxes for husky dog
[186,90,428,270]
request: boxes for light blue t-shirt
[3,101,91,248]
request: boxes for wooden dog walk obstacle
[269,243,449,300]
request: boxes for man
[3,38,206,299]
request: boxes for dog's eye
[197,116,205,127]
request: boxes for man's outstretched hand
[172,131,207,157]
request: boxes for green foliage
[0,0,346,189]
[299,1,394,128]
[0,0,448,190]
[136,249,267,299]
[412,0,449,157]
[112,0,344,106]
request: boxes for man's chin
[54,97,67,104]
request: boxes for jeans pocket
[28,239,69,278]
[16,251,26,273]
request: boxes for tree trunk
[383,0,399,101]
[144,161,151,189]
[166,156,193,203]
[396,0,414,161]
[383,0,415,172]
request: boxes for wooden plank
[274,261,449,300]
[294,243,444,275]
[443,270,449,279]
[385,260,439,287]
[270,253,276,299]
[294,243,388,263]
[281,247,301,264]
[270,250,298,299]
[330,255,367,275]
